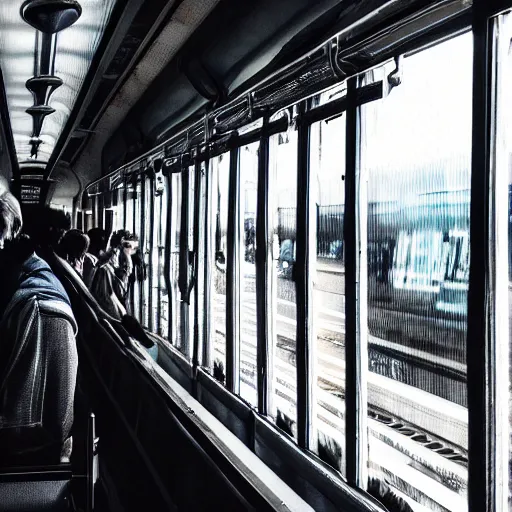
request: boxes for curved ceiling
[0,0,116,167]
[69,0,220,187]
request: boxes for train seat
[0,466,72,512]
[0,413,98,512]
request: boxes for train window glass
[187,166,196,356]
[361,33,471,510]
[170,172,182,347]
[142,176,152,328]
[309,115,346,473]
[85,210,93,232]
[92,195,98,227]
[492,12,512,510]
[116,187,124,231]
[207,153,230,384]
[148,178,158,332]
[195,162,207,364]
[133,179,142,321]
[125,183,134,234]
[158,182,169,339]
[238,142,259,407]
[150,181,165,335]
[269,126,298,437]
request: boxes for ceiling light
[0,0,115,165]
[21,0,82,34]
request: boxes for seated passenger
[83,227,107,287]
[91,230,139,319]
[23,205,71,263]
[0,181,78,465]
[58,229,90,277]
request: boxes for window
[133,179,143,321]
[491,11,512,511]
[361,34,472,510]
[207,153,230,384]
[310,115,346,473]
[150,178,165,335]
[116,186,124,231]
[184,165,196,358]
[125,180,134,234]
[238,143,260,406]
[269,127,298,437]
[169,172,182,347]
[142,176,152,328]
[157,181,169,339]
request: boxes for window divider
[226,148,241,393]
[203,158,213,370]
[122,176,128,230]
[130,177,137,316]
[164,172,173,344]
[139,177,146,324]
[256,122,271,416]
[192,158,204,374]
[148,175,155,333]
[467,5,497,511]
[343,76,368,488]
[179,166,191,357]
[296,100,314,449]
[156,193,163,337]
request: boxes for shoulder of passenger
[32,297,78,337]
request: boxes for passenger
[58,229,90,277]
[83,227,107,287]
[91,229,139,319]
[0,181,78,465]
[23,205,71,263]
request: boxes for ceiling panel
[0,0,116,166]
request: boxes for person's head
[0,178,22,250]
[87,227,107,257]
[110,229,139,256]
[24,206,71,250]
[59,229,90,271]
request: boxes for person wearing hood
[0,180,78,466]
[91,229,139,319]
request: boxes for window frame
[467,2,512,511]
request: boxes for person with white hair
[0,179,78,465]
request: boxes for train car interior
[0,0,510,511]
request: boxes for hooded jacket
[90,247,133,319]
[0,242,78,465]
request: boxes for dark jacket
[90,248,133,319]
[0,244,78,465]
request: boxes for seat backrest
[47,251,154,352]
[0,467,72,512]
